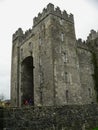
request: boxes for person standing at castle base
[29,98,33,106]
[24,99,28,106]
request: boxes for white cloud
[0,0,98,99]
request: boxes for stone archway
[21,56,34,106]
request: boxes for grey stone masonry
[1,105,98,130]
[11,3,98,107]
[33,3,74,27]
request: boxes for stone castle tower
[11,3,98,107]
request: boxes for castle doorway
[21,56,34,106]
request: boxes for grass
[93,127,98,130]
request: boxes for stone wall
[77,48,96,104]
[0,105,98,130]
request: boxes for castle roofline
[12,28,33,42]
[77,38,93,52]
[33,3,74,27]
[87,29,98,42]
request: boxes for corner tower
[11,28,24,106]
[11,3,82,107]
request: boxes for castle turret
[11,28,24,106]
[76,38,97,104]
[32,3,82,105]
[87,30,98,102]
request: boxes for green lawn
[93,128,98,130]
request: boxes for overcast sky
[0,0,98,99]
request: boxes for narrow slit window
[29,42,32,52]
[64,72,68,83]
[39,37,42,45]
[29,42,32,47]
[64,72,71,83]
[61,33,64,42]
[40,71,44,84]
[69,73,72,84]
[20,48,23,59]
[88,88,92,98]
[66,90,69,103]
[39,56,42,66]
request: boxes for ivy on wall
[92,52,98,101]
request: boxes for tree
[0,94,5,101]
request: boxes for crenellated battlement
[33,3,74,27]
[13,28,33,43]
[77,38,86,44]
[77,38,90,51]
[23,29,32,40]
[12,28,23,41]
[87,30,98,42]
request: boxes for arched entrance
[21,56,34,106]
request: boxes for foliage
[93,127,98,130]
[92,53,98,101]
[0,94,5,101]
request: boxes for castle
[11,3,98,107]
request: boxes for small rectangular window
[20,48,23,59]
[39,58,42,66]
[64,72,72,84]
[40,71,44,84]
[29,42,32,52]
[62,52,68,63]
